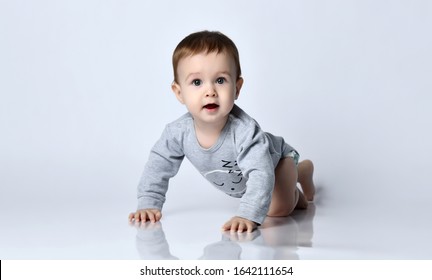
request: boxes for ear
[235,77,244,100]
[171,82,184,104]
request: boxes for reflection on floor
[133,204,316,260]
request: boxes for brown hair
[172,30,242,83]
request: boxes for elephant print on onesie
[203,160,247,197]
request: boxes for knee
[267,190,298,217]
[267,199,300,217]
[267,207,294,217]
[298,160,314,175]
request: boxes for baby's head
[172,31,242,83]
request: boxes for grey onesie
[137,104,298,224]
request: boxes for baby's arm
[129,209,162,223]
[132,125,185,224]
[222,216,258,233]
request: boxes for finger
[154,211,162,221]
[147,211,156,223]
[139,211,148,222]
[128,213,134,221]
[221,221,232,231]
[237,222,245,233]
[246,223,254,233]
[247,222,257,233]
[134,212,141,222]
[230,221,239,232]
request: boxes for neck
[194,117,228,149]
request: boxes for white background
[1,0,431,259]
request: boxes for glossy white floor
[1,151,432,260]
[1,0,431,260]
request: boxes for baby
[129,31,315,233]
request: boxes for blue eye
[192,79,202,86]
[216,77,225,84]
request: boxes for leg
[267,158,315,217]
[268,157,306,217]
[297,159,315,201]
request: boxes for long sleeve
[235,122,275,225]
[137,125,185,210]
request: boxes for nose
[205,85,217,97]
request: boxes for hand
[222,216,258,233]
[129,209,162,223]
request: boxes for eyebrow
[184,71,232,82]
[184,72,200,82]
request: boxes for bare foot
[298,159,315,201]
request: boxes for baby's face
[172,51,243,127]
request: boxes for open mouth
[203,103,219,110]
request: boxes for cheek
[229,88,238,100]
[184,97,201,109]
